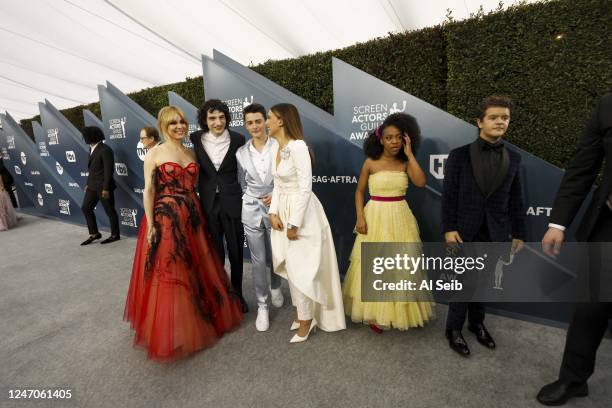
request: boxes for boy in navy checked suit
[441,95,526,357]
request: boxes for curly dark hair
[363,112,421,161]
[197,99,231,132]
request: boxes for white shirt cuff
[548,223,566,232]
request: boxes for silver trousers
[244,221,281,307]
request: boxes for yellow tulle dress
[342,171,435,330]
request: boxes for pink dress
[0,188,17,231]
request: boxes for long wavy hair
[270,103,314,164]
[270,103,305,141]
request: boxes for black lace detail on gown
[143,164,215,322]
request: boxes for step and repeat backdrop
[0,50,591,323]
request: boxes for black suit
[442,141,526,243]
[0,158,17,208]
[190,129,246,296]
[81,142,120,236]
[442,139,526,330]
[548,93,612,383]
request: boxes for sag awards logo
[109,117,127,140]
[24,182,33,187]
[493,253,515,290]
[350,100,408,140]
[68,182,80,188]
[120,208,138,228]
[20,152,26,165]
[56,161,64,175]
[224,95,254,127]
[59,199,71,215]
[45,184,53,194]
[37,193,44,207]
[14,165,21,174]
[115,163,128,176]
[136,141,147,161]
[30,170,40,176]
[80,171,88,177]
[6,135,15,149]
[2,147,9,160]
[38,142,49,157]
[183,126,197,149]
[429,154,448,180]
[47,128,59,145]
[65,150,76,163]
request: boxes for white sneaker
[270,288,284,308]
[255,305,270,332]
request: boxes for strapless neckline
[158,161,197,170]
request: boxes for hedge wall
[19,0,611,169]
[20,77,204,140]
[252,26,447,115]
[445,0,612,168]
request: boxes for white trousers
[288,279,313,320]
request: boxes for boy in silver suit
[236,103,284,331]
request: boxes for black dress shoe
[100,235,120,244]
[446,329,470,357]
[468,323,496,349]
[536,380,588,406]
[239,296,249,313]
[81,233,101,246]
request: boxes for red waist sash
[370,196,405,202]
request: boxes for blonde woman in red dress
[124,106,242,361]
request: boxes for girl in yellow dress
[342,112,434,331]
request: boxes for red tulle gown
[124,162,243,361]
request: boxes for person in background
[0,157,17,208]
[140,126,161,151]
[80,126,120,245]
[0,164,18,231]
[537,93,612,406]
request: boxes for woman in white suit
[267,103,346,343]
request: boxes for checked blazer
[441,140,526,242]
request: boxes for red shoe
[369,324,383,334]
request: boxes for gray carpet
[1,214,611,408]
